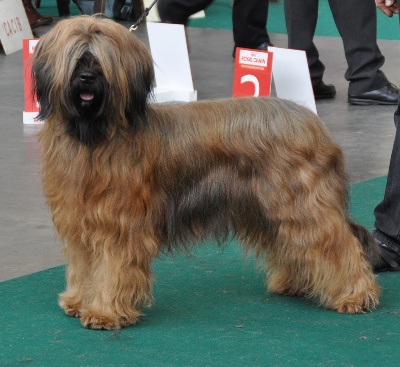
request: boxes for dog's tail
[349,220,379,266]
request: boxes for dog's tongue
[80,93,94,101]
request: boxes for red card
[23,38,43,124]
[232,47,273,98]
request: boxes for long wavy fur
[32,16,379,330]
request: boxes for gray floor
[1,21,399,282]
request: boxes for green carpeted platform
[4,5,399,365]
[2,176,400,367]
[35,0,400,40]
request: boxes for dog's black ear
[125,69,153,122]
[125,60,154,132]
[31,62,53,121]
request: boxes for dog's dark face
[66,51,110,146]
[71,51,106,118]
[31,16,155,147]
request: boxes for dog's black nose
[80,72,96,84]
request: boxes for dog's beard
[67,51,110,146]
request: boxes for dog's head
[32,15,154,146]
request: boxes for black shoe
[232,41,273,58]
[348,83,399,105]
[371,230,400,272]
[257,41,273,50]
[313,81,336,99]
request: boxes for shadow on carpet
[1,176,400,367]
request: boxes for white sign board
[0,0,33,55]
[269,46,317,115]
[146,22,197,102]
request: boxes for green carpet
[36,0,400,40]
[2,176,400,367]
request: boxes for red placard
[23,38,43,124]
[232,47,273,98]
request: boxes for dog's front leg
[59,241,91,318]
[78,236,157,330]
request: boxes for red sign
[232,47,273,98]
[23,38,43,124]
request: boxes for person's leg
[93,0,104,14]
[157,0,213,25]
[372,101,400,271]
[232,0,270,49]
[374,107,400,239]
[57,0,70,16]
[283,0,325,87]
[22,0,53,28]
[371,14,400,270]
[328,0,389,95]
[75,0,93,15]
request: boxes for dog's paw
[62,306,81,318]
[333,290,379,314]
[267,278,305,298]
[80,311,139,330]
[59,295,81,318]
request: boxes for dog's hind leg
[79,235,157,330]
[251,132,380,313]
[266,213,380,313]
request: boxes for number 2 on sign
[240,75,260,96]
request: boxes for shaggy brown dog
[32,16,379,330]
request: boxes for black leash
[129,0,159,31]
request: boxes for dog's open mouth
[79,92,95,108]
[80,93,94,101]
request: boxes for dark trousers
[374,105,400,240]
[284,0,389,94]
[157,0,270,48]
[57,0,70,16]
[374,14,400,240]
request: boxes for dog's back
[144,97,348,252]
[149,97,332,152]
